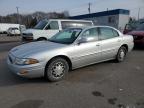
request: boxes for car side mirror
[78,37,87,44]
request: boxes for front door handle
[117,39,121,42]
[96,44,100,46]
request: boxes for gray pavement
[0,34,21,43]
[0,42,144,108]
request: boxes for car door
[44,21,60,38]
[99,27,121,60]
[72,27,101,68]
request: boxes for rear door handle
[117,39,121,42]
[96,44,100,46]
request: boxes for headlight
[15,58,39,65]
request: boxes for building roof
[69,9,130,19]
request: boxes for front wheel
[45,58,69,82]
[116,46,127,62]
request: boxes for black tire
[45,58,69,82]
[116,46,127,62]
[37,37,47,41]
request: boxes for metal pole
[16,7,19,24]
[138,8,140,20]
[88,3,91,14]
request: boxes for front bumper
[22,36,34,42]
[7,57,45,78]
[134,40,144,47]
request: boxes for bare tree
[0,11,69,28]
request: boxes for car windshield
[34,20,48,29]
[136,24,144,31]
[12,28,18,30]
[48,28,82,44]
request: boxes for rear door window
[81,28,99,42]
[99,27,119,40]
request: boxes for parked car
[0,23,25,34]
[7,27,21,36]
[7,26,134,82]
[123,24,135,34]
[127,24,144,47]
[123,20,144,34]
[22,19,93,42]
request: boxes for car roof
[66,26,122,35]
[67,26,118,30]
[44,19,93,22]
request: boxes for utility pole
[88,3,92,14]
[16,6,19,24]
[138,8,140,20]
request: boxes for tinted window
[34,20,48,30]
[108,16,115,23]
[125,24,133,30]
[99,27,119,40]
[45,21,59,30]
[12,28,18,30]
[112,29,119,37]
[48,28,82,44]
[82,28,98,41]
[136,24,144,30]
[61,21,92,29]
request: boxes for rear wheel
[116,46,127,62]
[45,58,69,82]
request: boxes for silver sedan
[7,26,134,81]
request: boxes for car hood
[22,29,41,34]
[127,30,144,36]
[10,41,67,58]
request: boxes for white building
[70,9,130,32]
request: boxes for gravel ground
[0,42,144,108]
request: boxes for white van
[22,19,93,41]
[7,27,21,36]
[0,23,26,34]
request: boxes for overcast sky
[0,0,144,19]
